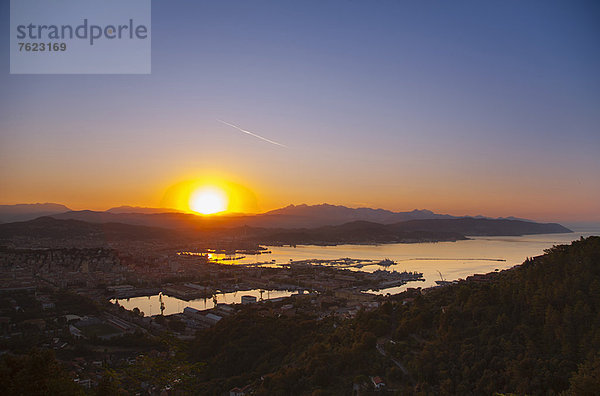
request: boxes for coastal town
[0,213,551,393]
[0,242,440,391]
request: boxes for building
[371,376,385,390]
[107,285,134,292]
[241,295,257,304]
[201,313,222,326]
[183,307,202,318]
[229,385,251,396]
[229,388,245,396]
[69,324,84,339]
[183,307,222,327]
[214,303,236,316]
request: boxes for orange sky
[0,167,597,222]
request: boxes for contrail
[217,119,287,148]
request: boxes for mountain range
[0,215,571,248]
[0,203,71,223]
[0,201,572,249]
[0,216,178,243]
[0,202,546,230]
[244,218,570,246]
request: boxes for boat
[220,256,246,261]
[435,270,454,286]
[378,258,395,267]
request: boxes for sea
[114,225,599,316]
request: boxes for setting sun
[161,178,259,214]
[189,187,228,215]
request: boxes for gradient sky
[1,0,599,221]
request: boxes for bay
[115,227,599,316]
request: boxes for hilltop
[0,203,71,223]
[261,203,455,227]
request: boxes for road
[376,341,408,376]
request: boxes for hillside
[245,218,570,246]
[376,235,600,394]
[180,236,600,394]
[247,220,467,245]
[0,217,182,245]
[0,217,571,248]
[389,217,571,236]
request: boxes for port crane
[437,270,445,282]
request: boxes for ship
[378,258,395,267]
[435,270,455,286]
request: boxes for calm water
[116,228,599,315]
[210,228,600,294]
[112,289,297,317]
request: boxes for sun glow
[160,177,260,214]
[189,187,228,215]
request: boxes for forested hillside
[187,236,600,394]
[384,235,600,394]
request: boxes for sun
[189,186,228,215]
[161,178,259,214]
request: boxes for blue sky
[1,0,599,221]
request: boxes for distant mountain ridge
[1,202,560,232]
[388,217,570,236]
[262,203,455,227]
[46,205,456,229]
[247,218,571,245]
[106,206,182,214]
[45,203,465,229]
[0,216,178,242]
[0,203,71,223]
[0,216,572,248]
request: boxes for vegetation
[384,236,600,394]
[0,349,84,395]
[183,236,600,394]
[189,311,383,394]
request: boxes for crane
[437,270,445,282]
